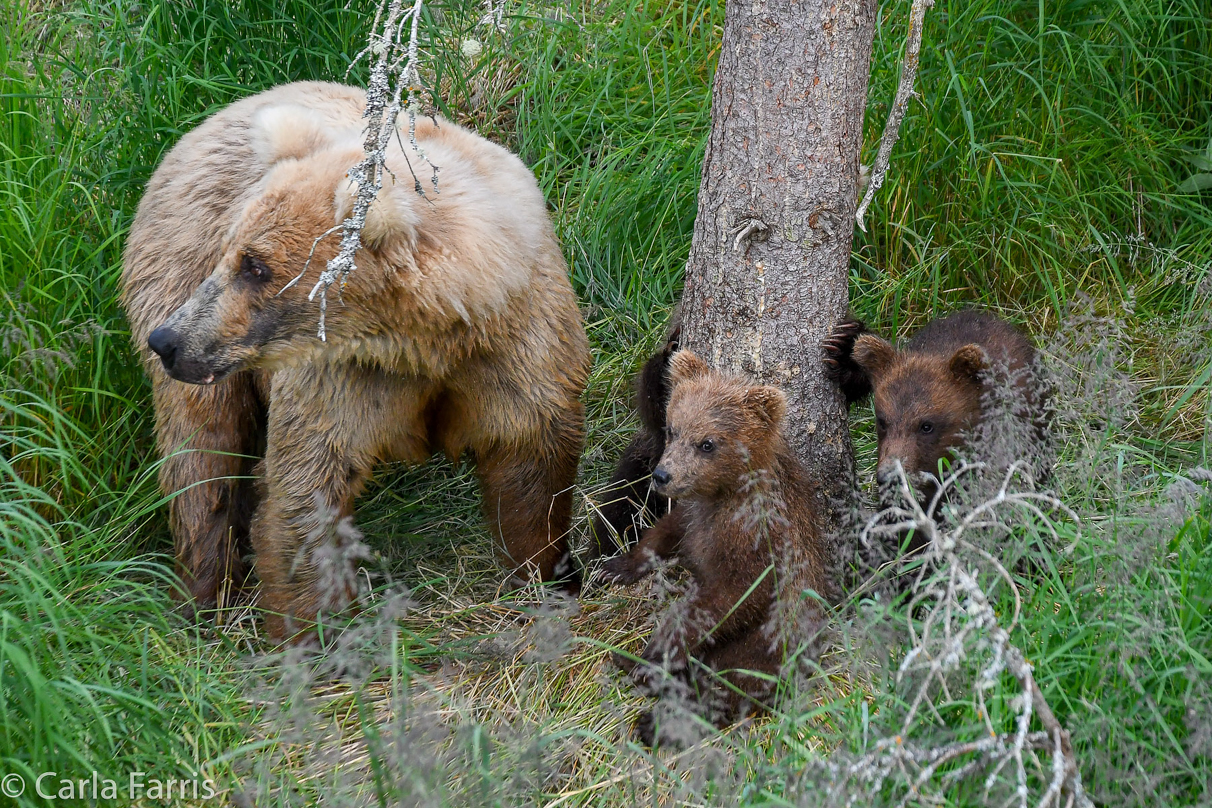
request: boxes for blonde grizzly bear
[121,81,589,638]
[596,350,829,745]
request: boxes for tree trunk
[679,0,877,575]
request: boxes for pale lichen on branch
[306,0,439,340]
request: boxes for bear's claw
[821,318,867,367]
[822,317,874,405]
[594,554,647,587]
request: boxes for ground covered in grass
[1,0,1210,805]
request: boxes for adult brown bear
[122,82,589,638]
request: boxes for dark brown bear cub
[822,309,1047,515]
[589,328,679,557]
[598,350,829,745]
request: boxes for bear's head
[849,333,988,489]
[651,350,787,500]
[142,107,478,386]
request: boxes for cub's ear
[949,343,989,381]
[746,385,787,427]
[668,349,711,386]
[333,174,420,253]
[850,334,896,381]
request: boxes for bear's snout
[147,322,225,385]
[148,325,179,370]
[875,462,898,488]
[651,467,672,491]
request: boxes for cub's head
[145,113,425,385]
[650,350,787,500]
[849,334,987,488]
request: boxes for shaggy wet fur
[597,351,829,744]
[588,327,680,557]
[122,82,589,638]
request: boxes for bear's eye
[663,427,675,441]
[698,439,715,454]
[876,416,887,433]
[919,421,935,434]
[240,254,271,282]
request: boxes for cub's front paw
[821,318,867,374]
[595,553,647,587]
[634,709,658,747]
[611,650,638,674]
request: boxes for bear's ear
[668,349,711,386]
[746,385,787,427]
[333,175,420,253]
[949,343,989,381]
[851,334,896,381]
[253,105,333,164]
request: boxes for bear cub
[588,327,680,557]
[597,350,830,744]
[822,309,1048,518]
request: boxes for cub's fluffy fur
[597,350,829,744]
[823,310,1048,558]
[122,82,589,637]
[588,327,680,557]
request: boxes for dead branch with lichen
[854,0,933,232]
[826,459,1093,807]
[290,0,438,340]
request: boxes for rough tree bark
[679,0,877,572]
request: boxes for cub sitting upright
[822,310,1047,509]
[598,350,830,744]
[121,82,589,638]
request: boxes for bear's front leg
[821,317,874,405]
[596,509,685,587]
[153,370,266,613]
[252,365,428,641]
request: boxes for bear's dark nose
[651,467,672,487]
[147,326,179,370]
[875,462,900,489]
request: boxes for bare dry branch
[830,460,1092,807]
[854,0,934,232]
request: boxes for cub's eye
[663,427,674,441]
[698,439,715,454]
[919,421,935,434]
[875,417,887,432]
[240,254,271,282]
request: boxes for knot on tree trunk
[730,217,769,253]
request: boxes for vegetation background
[1,0,1209,804]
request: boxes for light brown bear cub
[598,350,829,744]
[121,82,589,638]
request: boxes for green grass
[0,0,1209,804]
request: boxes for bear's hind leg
[154,371,265,613]
[475,424,583,593]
